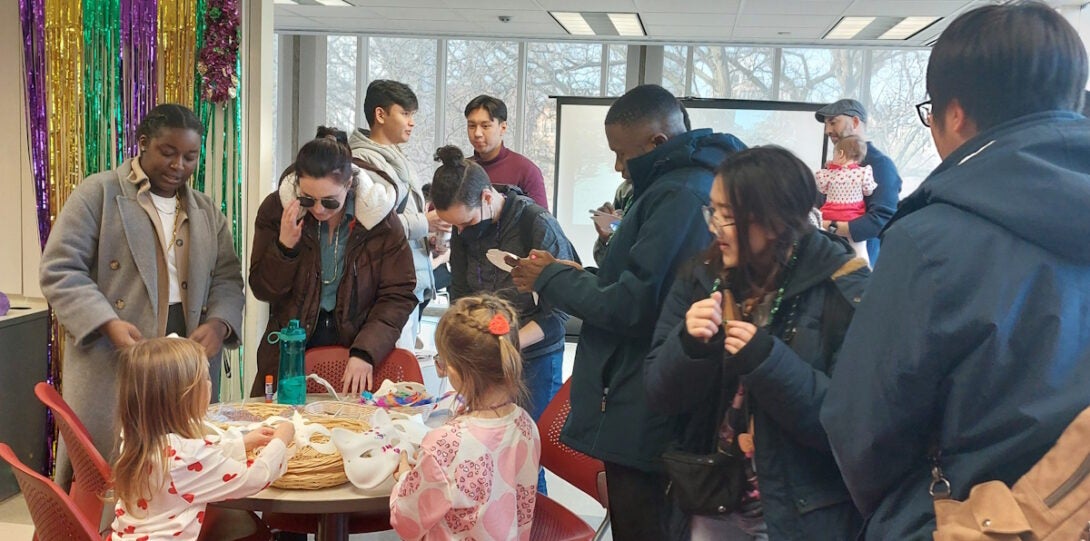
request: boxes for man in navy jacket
[821,3,1090,539]
[815,99,902,264]
[511,84,745,540]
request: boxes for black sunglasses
[297,195,343,210]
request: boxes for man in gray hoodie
[350,80,448,348]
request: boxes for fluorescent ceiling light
[608,13,646,37]
[314,0,351,6]
[552,11,646,36]
[879,16,939,40]
[551,12,595,35]
[824,17,875,39]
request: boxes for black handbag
[662,443,748,515]
[662,366,749,516]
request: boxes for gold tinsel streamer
[158,0,198,105]
[44,0,85,224]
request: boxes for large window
[662,45,688,97]
[524,42,606,206]
[368,37,438,184]
[607,44,628,96]
[868,49,937,194]
[779,48,865,103]
[444,40,520,155]
[326,35,357,132]
[691,46,774,100]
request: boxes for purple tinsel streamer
[120,0,157,155]
[20,0,54,476]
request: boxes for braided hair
[435,295,526,413]
[136,104,205,142]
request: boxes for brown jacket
[249,190,417,396]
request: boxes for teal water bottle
[269,319,307,405]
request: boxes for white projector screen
[553,97,828,263]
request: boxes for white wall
[0,0,41,300]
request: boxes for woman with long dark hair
[646,146,868,540]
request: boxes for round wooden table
[207,396,392,541]
[212,482,391,541]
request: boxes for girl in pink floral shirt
[390,295,542,540]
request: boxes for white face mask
[332,408,429,490]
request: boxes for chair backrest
[304,346,350,394]
[305,347,423,394]
[530,493,595,541]
[33,382,112,529]
[537,379,608,508]
[373,348,424,389]
[0,443,100,541]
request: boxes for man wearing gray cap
[815,98,902,264]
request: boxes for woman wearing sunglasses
[249,135,418,398]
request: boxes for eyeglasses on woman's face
[702,205,735,231]
[916,100,933,128]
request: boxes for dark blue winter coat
[533,128,746,471]
[821,111,1090,540]
[646,230,868,540]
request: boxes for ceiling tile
[535,0,639,12]
[741,1,851,16]
[640,12,736,26]
[635,0,740,12]
[735,13,837,28]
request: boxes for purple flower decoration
[198,0,241,104]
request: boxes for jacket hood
[348,128,414,203]
[891,111,1090,263]
[348,127,371,147]
[782,230,859,299]
[278,163,396,230]
[627,129,747,196]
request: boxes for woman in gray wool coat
[39,104,245,488]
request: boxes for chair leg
[592,511,610,541]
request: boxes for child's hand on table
[273,420,295,445]
[243,426,276,451]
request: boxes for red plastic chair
[0,442,100,541]
[34,382,112,531]
[537,378,611,539]
[304,346,423,394]
[271,347,424,535]
[530,493,596,541]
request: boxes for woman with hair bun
[430,145,575,492]
[249,136,417,397]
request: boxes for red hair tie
[488,313,510,336]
